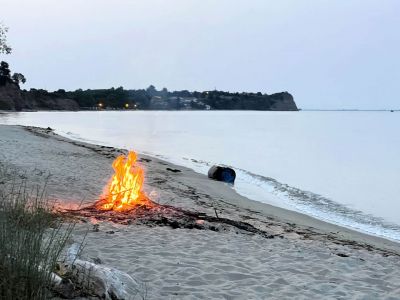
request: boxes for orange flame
[98,151,147,211]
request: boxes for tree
[160,87,169,98]
[0,24,26,87]
[11,73,26,86]
[0,62,26,86]
[0,61,10,77]
[0,23,12,54]
[0,61,11,85]
[56,89,66,94]
[146,85,157,97]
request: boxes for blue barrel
[208,165,236,184]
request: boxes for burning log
[97,150,152,211]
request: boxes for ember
[96,151,150,211]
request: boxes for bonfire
[96,151,152,211]
[64,149,265,236]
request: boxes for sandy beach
[1,124,400,299]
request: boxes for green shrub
[0,175,73,299]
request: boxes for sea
[1,110,399,242]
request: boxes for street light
[125,103,129,109]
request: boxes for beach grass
[0,171,73,299]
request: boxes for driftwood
[53,243,140,300]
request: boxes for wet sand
[1,124,400,299]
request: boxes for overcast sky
[1,0,399,109]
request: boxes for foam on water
[134,150,400,242]
[234,168,400,241]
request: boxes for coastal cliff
[22,88,79,111]
[0,83,79,111]
[269,92,298,111]
[147,90,297,111]
[0,81,24,110]
[0,84,298,111]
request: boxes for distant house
[220,95,233,100]
[150,96,168,109]
[151,96,162,102]
[147,95,217,110]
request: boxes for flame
[98,151,147,211]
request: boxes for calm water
[1,111,399,241]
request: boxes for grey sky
[1,0,399,109]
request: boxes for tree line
[21,85,290,110]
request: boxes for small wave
[160,157,400,241]
[233,167,400,242]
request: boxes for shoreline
[1,110,399,244]
[17,124,400,254]
[2,124,400,298]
